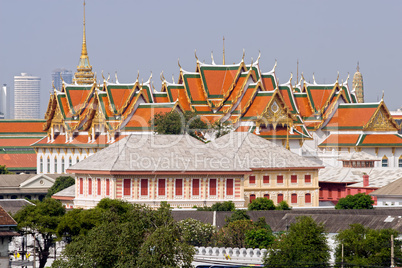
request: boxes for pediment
[20,175,56,189]
[365,106,398,131]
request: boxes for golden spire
[81,0,88,57]
[222,36,225,65]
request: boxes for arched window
[382,155,388,167]
[69,157,72,167]
[291,193,297,204]
[62,157,65,173]
[250,194,256,203]
[40,156,43,173]
[277,193,283,203]
[54,156,57,174]
[47,157,50,173]
[76,156,80,164]
[305,193,311,203]
[264,193,270,199]
[399,156,402,168]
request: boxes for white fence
[193,246,266,266]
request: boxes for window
[79,178,83,195]
[399,157,402,168]
[141,179,148,196]
[40,157,43,173]
[209,179,216,196]
[88,179,92,195]
[54,157,57,173]
[291,175,297,184]
[328,189,332,198]
[263,176,269,184]
[69,157,72,167]
[47,157,50,173]
[62,157,65,173]
[264,194,270,199]
[338,189,341,198]
[250,194,256,203]
[249,176,255,184]
[158,179,166,196]
[305,175,311,183]
[291,193,297,204]
[305,193,311,203]
[176,179,183,196]
[97,179,101,196]
[192,179,200,196]
[123,179,131,196]
[277,193,283,203]
[382,156,388,167]
[76,156,80,164]
[347,188,351,195]
[277,175,283,184]
[226,179,233,196]
[106,179,110,196]
[319,189,324,198]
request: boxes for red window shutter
[291,175,297,184]
[264,194,270,199]
[88,179,92,195]
[291,193,297,204]
[250,194,256,202]
[249,176,255,184]
[141,179,148,196]
[209,179,216,196]
[226,179,233,196]
[305,175,311,183]
[277,175,283,184]
[192,179,199,196]
[159,179,165,196]
[278,194,283,203]
[263,176,270,184]
[106,179,110,196]
[305,193,311,203]
[79,178,83,195]
[123,179,131,196]
[97,179,101,196]
[176,179,183,196]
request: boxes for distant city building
[1,84,11,119]
[52,69,73,91]
[14,73,40,119]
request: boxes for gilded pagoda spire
[352,62,364,103]
[73,0,95,85]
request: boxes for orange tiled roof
[105,84,135,114]
[124,103,177,130]
[166,85,192,112]
[319,134,361,147]
[323,104,378,130]
[306,85,335,112]
[199,65,240,97]
[0,120,46,135]
[235,126,253,132]
[358,134,402,147]
[261,74,276,91]
[294,94,313,118]
[64,85,94,115]
[153,92,170,103]
[0,138,42,147]
[182,73,207,103]
[278,85,298,114]
[242,91,272,118]
[0,153,36,168]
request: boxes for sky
[1,0,402,117]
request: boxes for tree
[178,218,216,246]
[335,193,374,209]
[0,164,12,174]
[216,219,255,248]
[276,200,291,210]
[248,197,276,210]
[263,216,330,268]
[212,120,233,139]
[335,224,402,267]
[245,218,275,249]
[225,209,250,224]
[46,176,75,198]
[196,201,235,211]
[13,198,65,268]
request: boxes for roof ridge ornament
[160,71,166,83]
[152,81,157,93]
[101,71,106,82]
[194,49,199,62]
[289,72,293,84]
[136,71,139,83]
[382,90,384,101]
[115,71,119,84]
[273,59,277,71]
[178,58,182,70]
[172,74,175,84]
[346,72,350,83]
[242,49,245,62]
[211,51,215,65]
[312,73,316,84]
[336,71,339,84]
[222,36,225,65]
[357,61,360,72]
[255,50,261,65]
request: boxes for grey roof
[68,133,323,173]
[338,151,380,161]
[370,177,402,197]
[0,174,59,188]
[52,185,75,197]
[0,199,34,215]
[319,167,402,188]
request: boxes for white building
[14,73,41,119]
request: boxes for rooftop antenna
[222,36,225,65]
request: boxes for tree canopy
[0,164,12,174]
[335,193,374,209]
[46,176,75,198]
[248,197,276,210]
[196,201,236,211]
[335,224,402,267]
[263,216,330,268]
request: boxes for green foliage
[149,111,208,139]
[178,218,216,247]
[57,208,101,241]
[263,216,330,268]
[335,193,374,209]
[196,201,236,211]
[216,219,255,248]
[53,200,194,268]
[245,228,275,249]
[248,197,276,210]
[276,200,291,210]
[14,198,65,268]
[0,164,12,174]
[335,224,402,267]
[213,120,233,138]
[46,176,75,198]
[225,210,250,224]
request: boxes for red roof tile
[0,153,36,168]
[0,120,46,134]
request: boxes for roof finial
[296,59,299,85]
[357,61,360,72]
[273,59,277,71]
[160,71,166,82]
[81,0,88,57]
[211,51,215,65]
[289,72,293,83]
[336,71,339,83]
[136,71,139,82]
[178,58,182,70]
[382,90,384,101]
[222,36,225,65]
[194,49,198,61]
[312,73,316,84]
[346,72,350,83]
[255,50,261,64]
[101,71,106,82]
[172,74,175,84]
[115,71,119,84]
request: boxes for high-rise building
[14,73,41,119]
[0,84,9,119]
[52,69,73,91]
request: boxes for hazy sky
[1,0,402,117]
